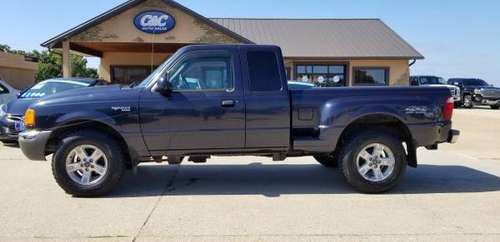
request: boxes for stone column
[62,41,72,77]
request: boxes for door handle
[221,100,236,107]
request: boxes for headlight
[474,89,481,94]
[0,104,6,117]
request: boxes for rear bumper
[409,121,460,147]
[448,129,460,144]
[18,130,52,161]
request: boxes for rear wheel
[52,131,125,197]
[314,154,338,168]
[339,129,407,193]
[491,105,499,110]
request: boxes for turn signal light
[24,108,36,128]
[443,97,454,121]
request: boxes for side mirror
[155,77,174,96]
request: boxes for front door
[140,50,245,152]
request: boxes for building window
[353,67,389,86]
[296,64,346,87]
[247,51,282,92]
[111,66,155,85]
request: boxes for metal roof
[41,0,423,60]
[211,18,424,59]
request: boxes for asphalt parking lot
[0,108,499,241]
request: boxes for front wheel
[463,95,474,109]
[339,129,407,193]
[52,131,125,197]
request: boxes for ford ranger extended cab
[18,45,459,196]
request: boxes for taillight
[443,97,454,121]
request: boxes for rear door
[240,46,291,150]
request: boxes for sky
[1,0,499,85]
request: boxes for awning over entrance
[65,42,190,57]
[42,0,251,83]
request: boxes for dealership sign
[134,10,176,34]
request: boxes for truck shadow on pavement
[109,163,500,197]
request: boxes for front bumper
[0,115,22,143]
[18,130,52,161]
[473,95,500,105]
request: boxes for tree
[33,50,98,81]
[1,44,98,81]
[0,44,28,56]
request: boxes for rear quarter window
[247,51,282,92]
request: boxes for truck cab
[141,45,291,154]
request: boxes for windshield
[19,80,89,99]
[420,76,446,85]
[464,79,488,86]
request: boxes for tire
[313,154,338,168]
[52,130,125,197]
[491,105,500,110]
[463,95,474,109]
[339,129,407,194]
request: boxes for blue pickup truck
[18,45,459,196]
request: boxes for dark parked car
[0,80,19,106]
[0,78,106,144]
[448,78,500,109]
[18,45,459,196]
[410,76,461,105]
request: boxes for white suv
[410,76,461,103]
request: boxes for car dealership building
[42,0,423,87]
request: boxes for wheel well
[335,114,417,167]
[46,120,132,168]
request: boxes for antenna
[150,29,156,73]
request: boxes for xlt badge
[111,106,131,112]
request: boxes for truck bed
[290,86,452,152]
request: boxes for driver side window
[168,56,233,91]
